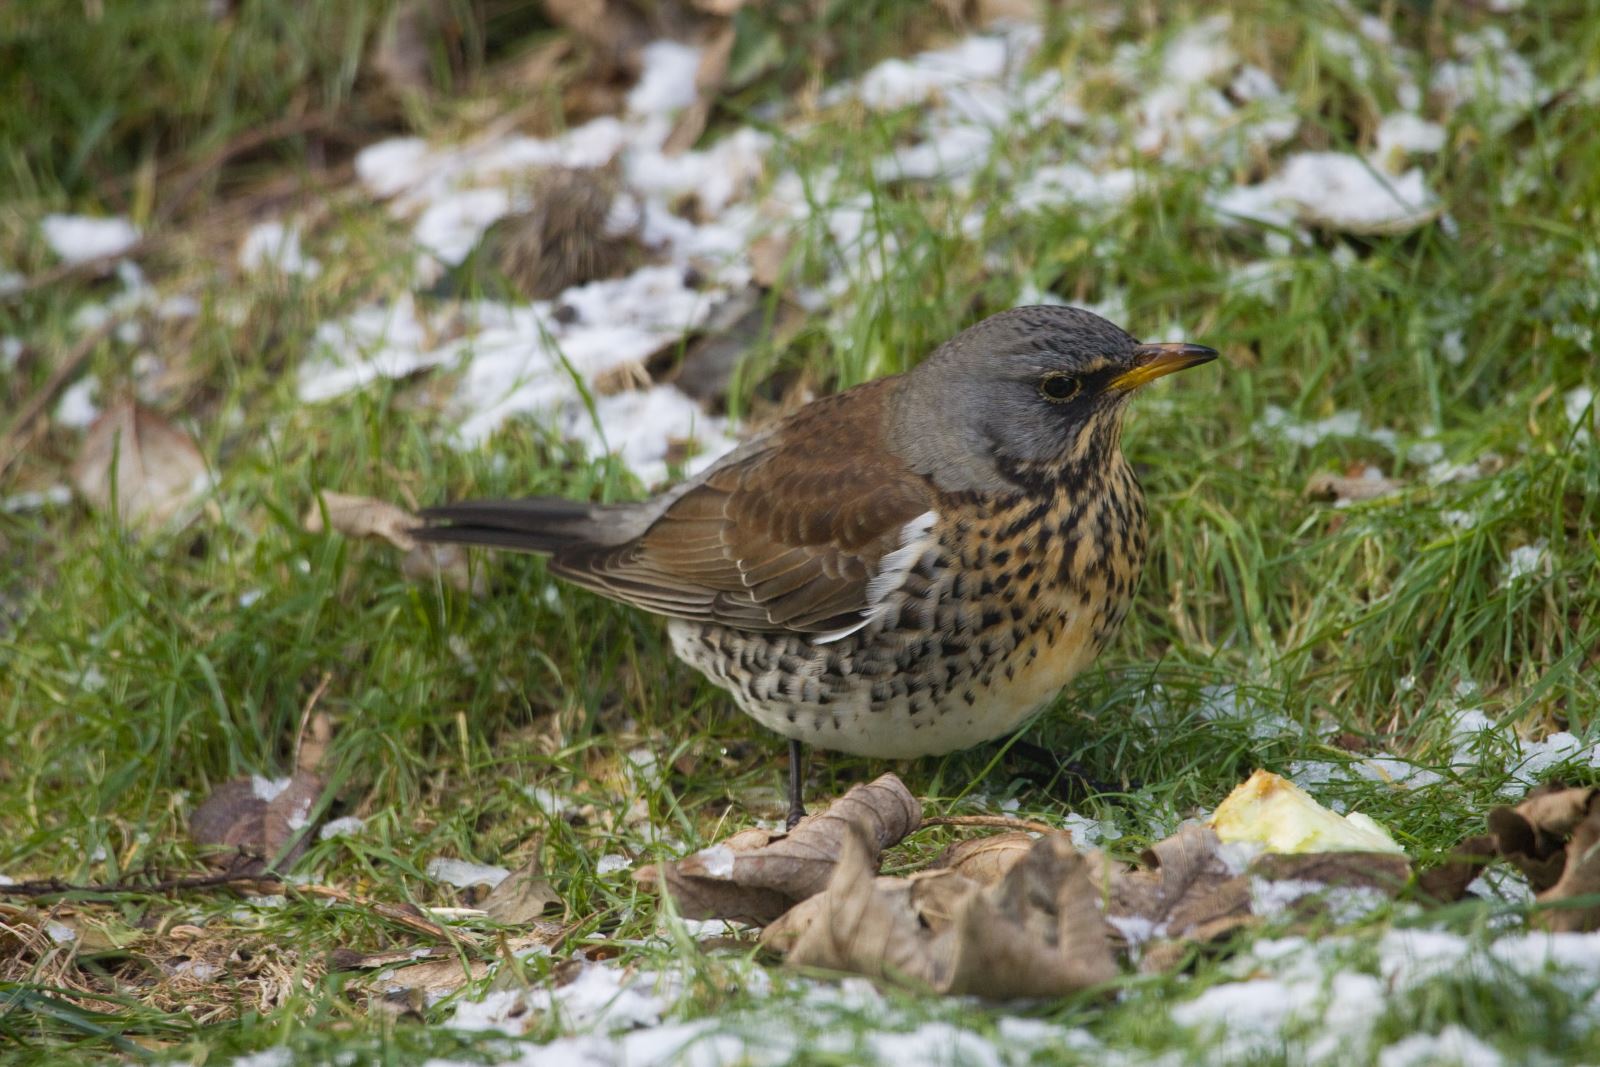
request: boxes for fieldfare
[416,305,1217,826]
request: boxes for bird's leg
[785,739,807,830]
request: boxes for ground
[2,0,1600,1064]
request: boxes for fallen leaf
[769,829,1117,998]
[304,491,481,594]
[190,773,326,873]
[746,232,790,290]
[70,399,209,535]
[1487,784,1595,893]
[1416,834,1497,903]
[1537,799,1600,932]
[482,853,563,924]
[1248,851,1412,893]
[1107,824,1251,946]
[930,831,1039,886]
[636,773,920,924]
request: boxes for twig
[0,869,269,898]
[0,869,462,945]
[917,814,1067,837]
[286,883,458,944]
[0,321,116,479]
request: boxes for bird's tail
[414,497,634,555]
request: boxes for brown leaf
[1108,825,1250,942]
[770,829,1117,998]
[190,773,326,873]
[1417,834,1497,903]
[1248,851,1412,893]
[637,774,920,924]
[931,831,1041,886]
[1537,803,1600,932]
[304,491,481,594]
[636,827,794,924]
[1486,788,1595,893]
[482,853,563,925]
[71,399,209,535]
[747,233,791,290]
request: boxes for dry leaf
[1486,786,1594,893]
[1107,824,1251,945]
[71,399,209,535]
[1249,851,1412,893]
[190,773,326,873]
[304,491,481,594]
[636,773,920,924]
[931,831,1040,886]
[1537,801,1600,932]
[1416,834,1497,903]
[769,829,1117,998]
[747,233,791,289]
[1419,785,1600,905]
[482,853,563,925]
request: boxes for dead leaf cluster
[636,774,1415,998]
[1424,783,1600,931]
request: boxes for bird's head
[890,305,1217,495]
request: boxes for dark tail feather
[414,497,613,555]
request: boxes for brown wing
[551,378,936,634]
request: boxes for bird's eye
[1038,373,1081,403]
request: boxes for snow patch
[425,858,511,888]
[41,214,141,263]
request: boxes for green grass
[4,0,1600,1063]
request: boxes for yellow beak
[1109,342,1219,392]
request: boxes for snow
[40,214,140,263]
[318,816,366,840]
[448,962,671,1036]
[425,858,512,888]
[0,485,74,513]
[1374,113,1448,164]
[230,1050,294,1067]
[1378,1027,1503,1067]
[1502,541,1549,584]
[250,775,292,802]
[239,220,322,277]
[627,41,703,117]
[54,376,100,429]
[692,845,735,880]
[1214,152,1437,234]
[297,293,446,404]
[596,854,631,876]
[413,187,515,266]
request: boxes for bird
[414,305,1217,828]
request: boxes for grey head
[887,305,1216,495]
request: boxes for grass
[3,0,1600,1063]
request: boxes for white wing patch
[814,509,938,644]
